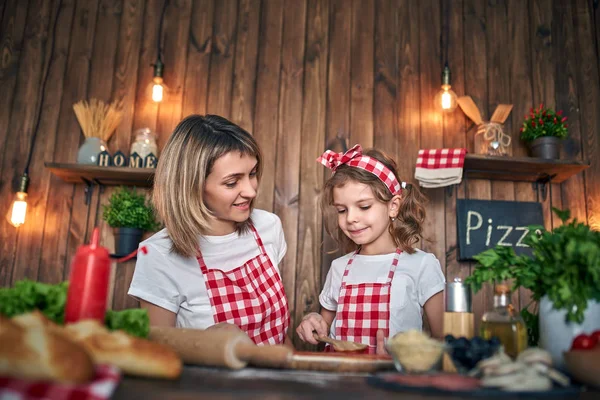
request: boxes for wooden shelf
[45,162,154,187]
[463,154,590,183]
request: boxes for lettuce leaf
[0,280,68,323]
[105,309,149,338]
[0,280,149,338]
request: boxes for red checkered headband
[317,144,405,195]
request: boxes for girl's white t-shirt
[128,209,287,329]
[319,249,446,339]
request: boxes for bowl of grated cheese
[386,330,446,374]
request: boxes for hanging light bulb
[434,64,458,113]
[150,59,165,103]
[7,174,29,228]
[152,77,164,102]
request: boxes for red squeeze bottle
[64,227,111,324]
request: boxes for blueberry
[455,337,469,349]
[489,336,501,347]
[445,334,456,343]
[471,336,485,349]
[483,348,496,358]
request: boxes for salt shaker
[442,277,474,372]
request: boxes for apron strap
[197,223,267,272]
[248,224,268,255]
[340,248,402,286]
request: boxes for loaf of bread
[11,312,182,380]
[65,320,182,379]
[0,314,95,383]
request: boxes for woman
[128,115,290,345]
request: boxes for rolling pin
[149,323,292,370]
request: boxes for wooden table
[112,366,597,399]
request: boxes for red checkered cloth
[0,365,121,400]
[317,144,403,195]
[414,148,467,188]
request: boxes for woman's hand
[296,312,329,345]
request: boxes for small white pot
[538,296,600,369]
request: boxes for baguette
[0,315,95,384]
[65,320,182,379]
[11,312,182,380]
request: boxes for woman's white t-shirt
[128,209,287,329]
[319,249,446,339]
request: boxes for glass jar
[77,137,108,164]
[130,128,158,160]
[474,122,511,156]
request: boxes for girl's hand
[375,329,388,355]
[296,312,329,345]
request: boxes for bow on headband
[318,144,364,171]
[317,144,404,195]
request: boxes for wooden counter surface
[112,366,598,399]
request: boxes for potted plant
[465,208,600,368]
[520,103,568,159]
[102,187,160,256]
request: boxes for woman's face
[203,151,258,235]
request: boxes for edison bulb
[434,84,458,113]
[151,77,165,103]
[8,192,28,227]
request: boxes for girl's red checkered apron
[197,224,290,345]
[331,248,402,354]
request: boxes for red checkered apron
[333,248,401,354]
[197,225,290,345]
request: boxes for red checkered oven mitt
[0,365,121,400]
[414,148,467,188]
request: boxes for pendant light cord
[24,0,62,176]
[440,0,450,69]
[156,0,169,64]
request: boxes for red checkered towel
[0,365,121,400]
[414,148,467,188]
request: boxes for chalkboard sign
[456,199,544,261]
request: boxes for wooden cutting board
[285,352,395,373]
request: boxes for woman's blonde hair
[321,148,427,254]
[153,114,262,257]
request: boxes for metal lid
[445,277,472,312]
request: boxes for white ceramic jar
[539,296,600,370]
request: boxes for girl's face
[333,180,399,254]
[203,151,258,235]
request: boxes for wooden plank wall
[1,0,600,348]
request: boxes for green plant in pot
[465,208,600,368]
[520,104,568,159]
[102,187,160,256]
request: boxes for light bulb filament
[441,90,452,109]
[9,192,28,227]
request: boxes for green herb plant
[102,187,160,231]
[520,103,568,143]
[465,208,600,345]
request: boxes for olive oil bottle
[480,284,528,359]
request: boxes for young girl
[296,145,445,354]
[128,115,290,345]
